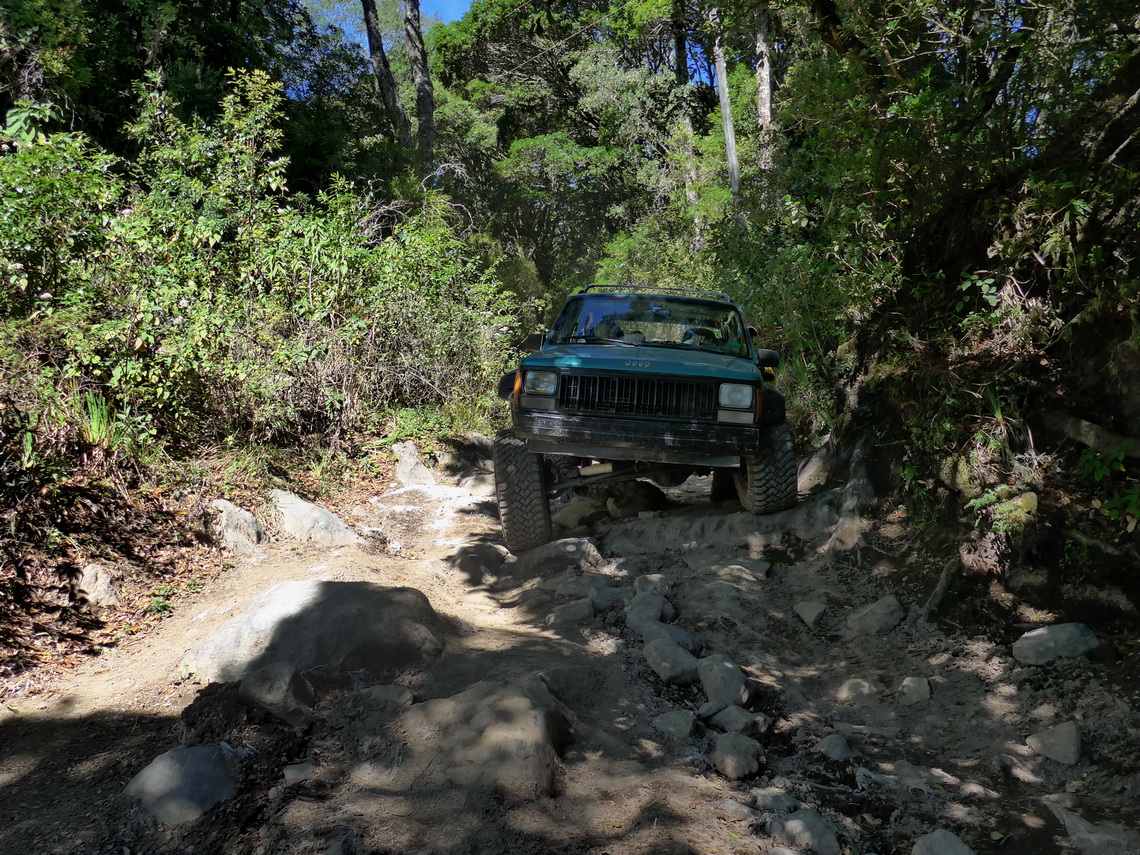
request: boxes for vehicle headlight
[523,370,558,395]
[718,383,754,409]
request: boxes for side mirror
[496,371,518,401]
[521,332,545,352]
[748,325,759,340]
[755,348,780,369]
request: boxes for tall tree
[754,5,773,132]
[361,0,411,146]
[708,5,743,225]
[403,0,435,164]
[672,0,702,244]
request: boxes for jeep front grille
[557,374,717,420]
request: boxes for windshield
[548,294,750,356]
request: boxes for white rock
[712,732,763,780]
[835,678,884,703]
[898,676,931,705]
[846,594,905,634]
[814,733,855,760]
[912,829,976,855]
[1027,720,1081,765]
[210,499,266,553]
[794,601,826,629]
[124,746,238,826]
[1012,623,1099,665]
[766,809,840,855]
[77,563,120,607]
[392,440,436,486]
[1045,802,1140,855]
[268,490,361,546]
[283,762,316,785]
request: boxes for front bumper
[513,410,760,467]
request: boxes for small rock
[898,676,931,706]
[238,663,315,727]
[912,829,976,855]
[1044,802,1140,855]
[697,700,726,719]
[268,490,361,546]
[458,471,495,496]
[766,809,840,855]
[644,638,700,685]
[640,620,701,654]
[716,799,756,822]
[124,745,238,826]
[814,733,855,760]
[794,601,826,629]
[403,678,569,801]
[1027,721,1081,765]
[545,598,596,628]
[283,762,316,785]
[698,654,754,708]
[626,591,676,632]
[77,563,120,608]
[210,499,266,554]
[752,786,804,813]
[502,537,603,575]
[551,498,608,530]
[633,574,669,595]
[392,440,436,486]
[709,705,772,736]
[1012,623,1099,665]
[846,595,905,635]
[712,732,763,780]
[652,710,697,739]
[835,678,884,704]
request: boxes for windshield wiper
[562,335,632,345]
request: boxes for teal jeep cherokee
[493,287,797,552]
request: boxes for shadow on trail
[0,707,177,852]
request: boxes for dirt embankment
[1,443,1139,855]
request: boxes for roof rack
[577,285,736,303]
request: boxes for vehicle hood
[521,344,762,383]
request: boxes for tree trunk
[361,0,411,148]
[674,0,702,247]
[754,5,775,178]
[755,9,772,132]
[709,5,744,227]
[403,0,435,165]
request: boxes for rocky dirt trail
[2,439,1139,855]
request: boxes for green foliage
[1077,448,1140,526]
[0,69,521,499]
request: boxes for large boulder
[402,677,570,801]
[182,580,452,683]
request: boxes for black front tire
[734,422,797,514]
[493,430,552,552]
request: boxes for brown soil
[1,465,1138,855]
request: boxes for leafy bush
[0,70,520,497]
